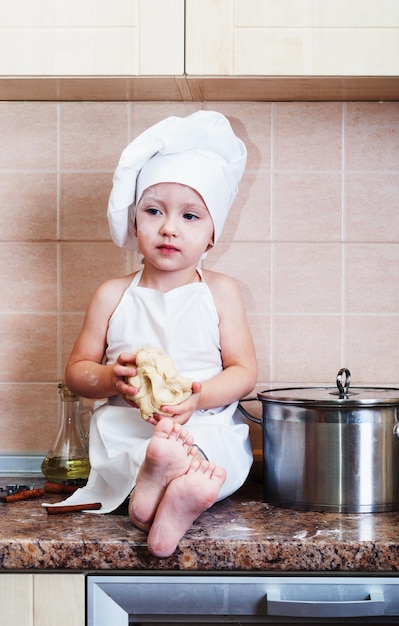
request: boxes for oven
[87,573,399,624]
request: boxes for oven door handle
[266,589,385,618]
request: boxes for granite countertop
[1,476,399,572]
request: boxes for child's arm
[197,271,258,407]
[65,277,138,401]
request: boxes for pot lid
[259,368,399,407]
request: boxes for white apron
[45,269,253,513]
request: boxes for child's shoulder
[101,271,136,289]
[202,268,235,286]
[202,270,246,323]
[202,269,240,299]
[92,272,137,304]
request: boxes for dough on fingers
[127,347,192,421]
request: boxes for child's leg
[128,418,201,530]
[147,459,226,558]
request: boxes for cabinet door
[33,574,85,626]
[186,0,234,74]
[186,0,399,76]
[139,0,184,74]
[0,574,34,626]
[0,0,184,76]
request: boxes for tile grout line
[341,102,347,367]
[269,103,275,382]
[56,103,63,382]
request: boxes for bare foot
[129,418,199,529]
[147,459,226,558]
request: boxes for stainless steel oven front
[87,573,399,624]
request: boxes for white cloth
[44,269,253,514]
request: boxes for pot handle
[336,367,351,396]
[238,397,262,425]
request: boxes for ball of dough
[126,346,193,421]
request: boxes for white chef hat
[107,110,247,250]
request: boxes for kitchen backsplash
[0,99,398,455]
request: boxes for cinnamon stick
[45,502,102,515]
[1,488,45,503]
[44,482,80,494]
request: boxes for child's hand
[149,381,202,426]
[111,352,139,405]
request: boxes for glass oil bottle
[41,383,92,483]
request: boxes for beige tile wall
[0,100,398,454]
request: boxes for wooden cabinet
[185,0,399,76]
[0,1,397,103]
[0,574,85,626]
[1,0,398,78]
[1,575,33,626]
[0,0,184,75]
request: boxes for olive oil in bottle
[41,456,91,483]
[41,384,92,483]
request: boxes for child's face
[135,182,214,271]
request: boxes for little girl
[54,110,258,558]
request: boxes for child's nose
[160,216,178,236]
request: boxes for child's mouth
[158,244,179,254]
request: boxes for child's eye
[146,207,161,215]
[183,212,199,221]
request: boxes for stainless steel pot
[239,369,399,513]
